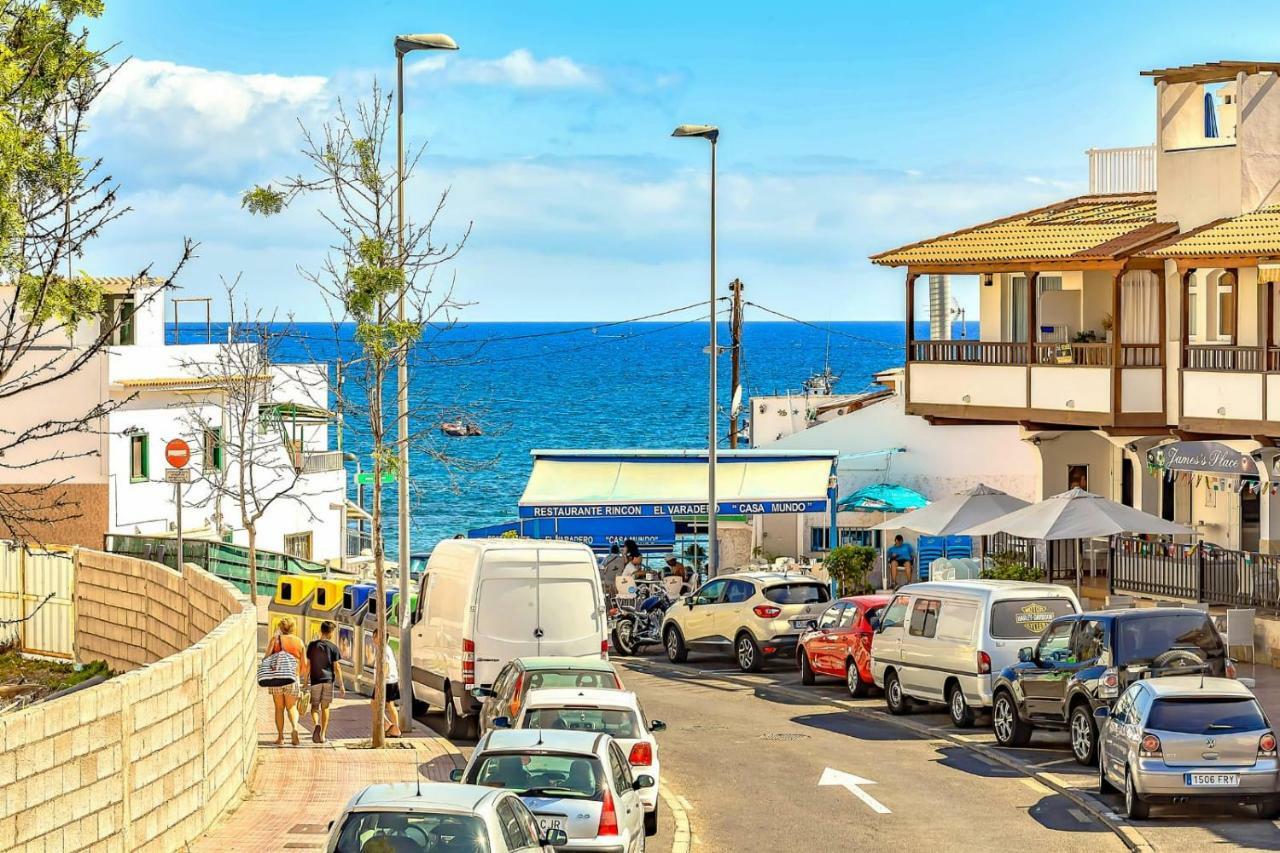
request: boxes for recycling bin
[267,574,320,640]
[304,577,353,644]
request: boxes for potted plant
[824,544,877,596]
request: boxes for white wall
[1030,366,1110,413]
[0,349,108,485]
[1035,431,1117,498]
[1182,371,1264,421]
[909,363,1027,408]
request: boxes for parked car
[1097,676,1279,820]
[871,580,1081,727]
[409,539,609,739]
[501,688,666,836]
[661,571,832,672]
[324,782,566,852]
[794,594,891,696]
[458,729,653,853]
[477,657,624,737]
[991,607,1232,763]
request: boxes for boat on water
[440,420,482,437]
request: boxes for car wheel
[884,670,910,715]
[846,660,870,698]
[992,690,1031,747]
[412,697,429,717]
[1069,704,1099,766]
[1124,766,1149,820]
[664,625,688,663]
[442,686,470,741]
[644,804,659,836]
[1257,796,1280,820]
[1098,755,1117,795]
[799,650,816,685]
[736,633,763,672]
[947,682,976,728]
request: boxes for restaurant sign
[1147,441,1257,476]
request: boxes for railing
[986,532,1086,583]
[909,340,1028,365]
[1088,145,1156,194]
[1120,343,1162,367]
[297,449,344,474]
[104,533,328,599]
[1185,345,1263,372]
[1111,534,1280,613]
[346,527,372,557]
[1034,342,1112,366]
[1269,348,1280,372]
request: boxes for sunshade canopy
[518,449,838,519]
[872,483,1029,535]
[961,488,1191,540]
[468,516,676,552]
[839,483,928,513]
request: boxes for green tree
[825,544,876,595]
[979,551,1045,583]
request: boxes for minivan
[409,539,608,739]
[870,580,1081,727]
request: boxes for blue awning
[468,516,675,551]
[839,484,928,513]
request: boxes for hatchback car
[661,571,831,672]
[795,594,890,696]
[477,657,624,737]
[1097,677,1279,820]
[459,729,653,852]
[324,782,565,852]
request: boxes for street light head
[395,33,459,55]
[672,124,719,141]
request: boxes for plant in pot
[824,544,877,596]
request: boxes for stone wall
[0,549,258,851]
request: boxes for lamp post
[394,31,458,728]
[672,124,720,576]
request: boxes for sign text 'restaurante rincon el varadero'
[519,500,828,519]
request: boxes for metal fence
[1110,535,1280,613]
[986,532,1082,582]
[0,541,75,658]
[103,534,328,599]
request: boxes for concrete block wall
[0,549,258,852]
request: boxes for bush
[980,551,1045,583]
[825,544,877,595]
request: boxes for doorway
[1121,458,1134,508]
[1241,479,1260,552]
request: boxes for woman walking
[266,616,308,746]
[371,629,403,738]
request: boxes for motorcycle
[611,585,674,657]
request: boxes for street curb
[622,659,1154,852]
[659,783,693,853]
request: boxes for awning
[518,449,838,519]
[1146,441,1257,476]
[469,516,676,551]
[839,484,928,513]
[266,402,334,423]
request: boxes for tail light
[860,634,873,649]
[509,672,525,717]
[1227,659,1238,679]
[462,638,475,688]
[753,604,782,619]
[602,638,610,659]
[977,651,991,675]
[598,788,619,836]
[1098,667,1120,699]
[629,742,653,766]
[1140,733,1162,757]
[1260,733,1277,757]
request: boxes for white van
[870,580,1080,728]
[409,538,608,739]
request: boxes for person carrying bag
[259,616,308,745]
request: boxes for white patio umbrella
[871,483,1030,536]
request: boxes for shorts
[267,682,300,697]
[384,682,401,703]
[310,682,335,708]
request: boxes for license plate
[1184,773,1239,787]
[537,816,563,831]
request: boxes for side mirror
[633,774,656,790]
[1093,707,1110,720]
[649,720,667,733]
[492,716,511,729]
[686,598,695,609]
[473,686,495,699]
[541,828,569,847]
[1018,647,1034,664]
[449,768,464,782]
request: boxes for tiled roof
[1140,61,1280,85]
[116,374,271,391]
[92,276,165,291]
[871,193,1175,268]
[1147,206,1280,258]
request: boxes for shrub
[825,544,877,595]
[980,551,1045,583]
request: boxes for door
[902,598,942,698]
[479,662,519,733]
[1241,479,1261,552]
[608,742,645,845]
[1101,684,1141,783]
[681,579,728,645]
[716,579,757,645]
[1019,618,1077,719]
[474,547,542,687]
[873,594,911,682]
[809,603,845,675]
[533,548,605,659]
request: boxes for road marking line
[1038,772,1088,789]
[677,795,692,812]
[659,784,692,853]
[1020,778,1053,795]
[818,767,891,815]
[1068,808,1095,824]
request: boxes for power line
[432,298,727,346]
[741,300,903,350]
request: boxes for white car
[500,688,665,836]
[324,782,565,852]
[458,729,652,853]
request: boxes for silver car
[1096,676,1280,820]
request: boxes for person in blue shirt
[887,535,915,589]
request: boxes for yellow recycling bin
[304,577,353,643]
[267,574,321,641]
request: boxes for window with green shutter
[129,434,149,482]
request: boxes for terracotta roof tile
[1148,206,1280,258]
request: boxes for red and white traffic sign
[165,438,191,468]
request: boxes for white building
[0,277,347,562]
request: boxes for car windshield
[763,583,830,605]
[522,707,640,738]
[334,811,489,853]
[470,753,604,801]
[988,598,1077,639]
[1146,698,1267,734]
[1115,613,1224,665]
[525,670,620,691]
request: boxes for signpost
[165,439,191,570]
[355,471,396,486]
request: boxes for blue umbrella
[1205,91,1219,138]
[839,483,928,513]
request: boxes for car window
[333,811,489,853]
[763,582,830,605]
[496,798,534,850]
[1147,697,1268,734]
[1115,613,1225,666]
[509,799,543,850]
[1036,620,1075,662]
[492,664,516,699]
[818,604,843,630]
[608,743,632,793]
[692,580,727,605]
[880,595,910,631]
[1112,684,1141,724]
[837,605,857,629]
[988,598,1077,640]
[908,599,940,638]
[934,601,977,642]
[1070,619,1105,662]
[522,707,640,738]
[725,580,755,603]
[525,669,621,691]
[470,752,604,801]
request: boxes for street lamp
[394,30,458,728]
[672,123,720,577]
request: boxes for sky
[79,1,1280,321]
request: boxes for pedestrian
[623,538,641,561]
[887,534,915,589]
[305,620,346,743]
[600,544,627,594]
[266,616,308,746]
[371,629,403,738]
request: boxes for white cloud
[409,49,602,90]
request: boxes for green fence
[103,533,328,599]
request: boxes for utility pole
[728,279,744,449]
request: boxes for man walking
[306,620,345,743]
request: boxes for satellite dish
[730,385,743,419]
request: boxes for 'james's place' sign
[1147,441,1256,476]
[518,499,828,519]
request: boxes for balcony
[1180,345,1280,431]
[295,449,344,474]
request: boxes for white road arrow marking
[818,767,891,814]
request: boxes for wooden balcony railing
[1269,348,1280,372]
[908,340,1028,365]
[912,340,1163,369]
[1185,345,1263,372]
[1119,343,1162,367]
[1033,342,1112,366]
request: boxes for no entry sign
[165,438,191,468]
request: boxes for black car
[991,608,1230,765]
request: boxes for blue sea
[172,319,975,557]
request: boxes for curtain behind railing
[1121,270,1160,344]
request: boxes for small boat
[441,420,482,437]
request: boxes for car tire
[884,670,911,715]
[992,690,1031,747]
[1098,756,1117,795]
[947,682,976,728]
[644,804,659,836]
[736,633,764,673]
[1257,796,1280,820]
[1124,766,1149,820]
[1069,703,1099,766]
[442,686,470,741]
[846,659,870,698]
[799,650,816,685]
[664,625,688,663]
[412,698,429,717]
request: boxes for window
[837,606,857,629]
[817,604,842,630]
[691,580,727,606]
[880,595,910,630]
[496,799,535,850]
[1070,619,1105,663]
[608,743,632,793]
[934,601,978,642]
[1036,620,1076,662]
[523,669,620,691]
[129,433,149,482]
[725,580,755,603]
[1112,685,1141,725]
[1217,272,1236,341]
[472,753,603,800]
[203,425,223,471]
[333,813,490,852]
[1188,280,1199,340]
[283,532,312,560]
[104,295,136,346]
[762,583,830,605]
[522,707,640,738]
[1115,612,1225,666]
[989,598,1077,640]
[810,527,871,550]
[908,598,940,638]
[1147,698,1267,734]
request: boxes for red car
[796,595,891,697]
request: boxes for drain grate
[759,732,810,741]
